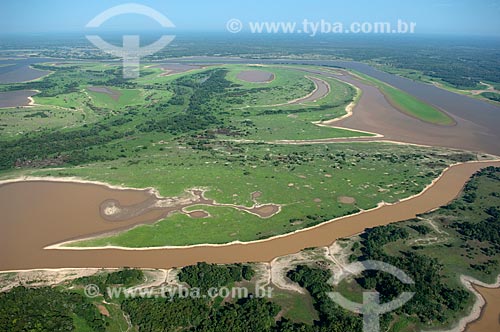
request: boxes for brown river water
[466,286,500,332]
[300,69,500,155]
[1,161,498,272]
[1,58,499,330]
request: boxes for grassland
[234,74,374,141]
[375,64,500,105]
[0,62,477,247]
[0,62,165,136]
[480,91,500,103]
[351,70,455,125]
[47,142,476,247]
[0,63,368,140]
[0,106,87,136]
[225,65,315,104]
[378,167,500,285]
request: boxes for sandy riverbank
[431,275,500,332]
[36,158,500,251]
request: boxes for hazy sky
[1,0,500,36]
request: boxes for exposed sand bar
[0,160,498,271]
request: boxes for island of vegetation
[1,166,498,332]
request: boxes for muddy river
[0,161,498,271]
[466,286,500,332]
[1,58,499,330]
[159,57,500,155]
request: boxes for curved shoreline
[348,70,456,127]
[429,275,500,332]
[313,76,360,124]
[236,75,330,109]
[32,158,499,250]
[1,57,499,332]
[0,176,161,197]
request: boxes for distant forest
[2,34,498,89]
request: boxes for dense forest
[0,287,106,332]
[0,269,145,331]
[178,262,255,291]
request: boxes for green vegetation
[239,74,373,141]
[378,65,500,104]
[60,143,474,247]
[74,268,145,297]
[480,91,500,103]
[270,289,318,324]
[8,34,500,91]
[86,87,143,109]
[316,165,500,331]
[0,286,106,332]
[352,71,455,125]
[288,265,364,331]
[0,106,86,136]
[2,167,497,332]
[0,63,163,137]
[0,61,480,249]
[178,262,254,291]
[224,65,315,105]
[122,296,281,332]
[0,64,365,168]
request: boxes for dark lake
[0,57,54,83]
[0,90,37,108]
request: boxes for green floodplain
[1,166,498,332]
[0,62,481,247]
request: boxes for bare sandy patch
[97,304,110,317]
[187,210,210,218]
[338,196,356,204]
[236,70,275,83]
